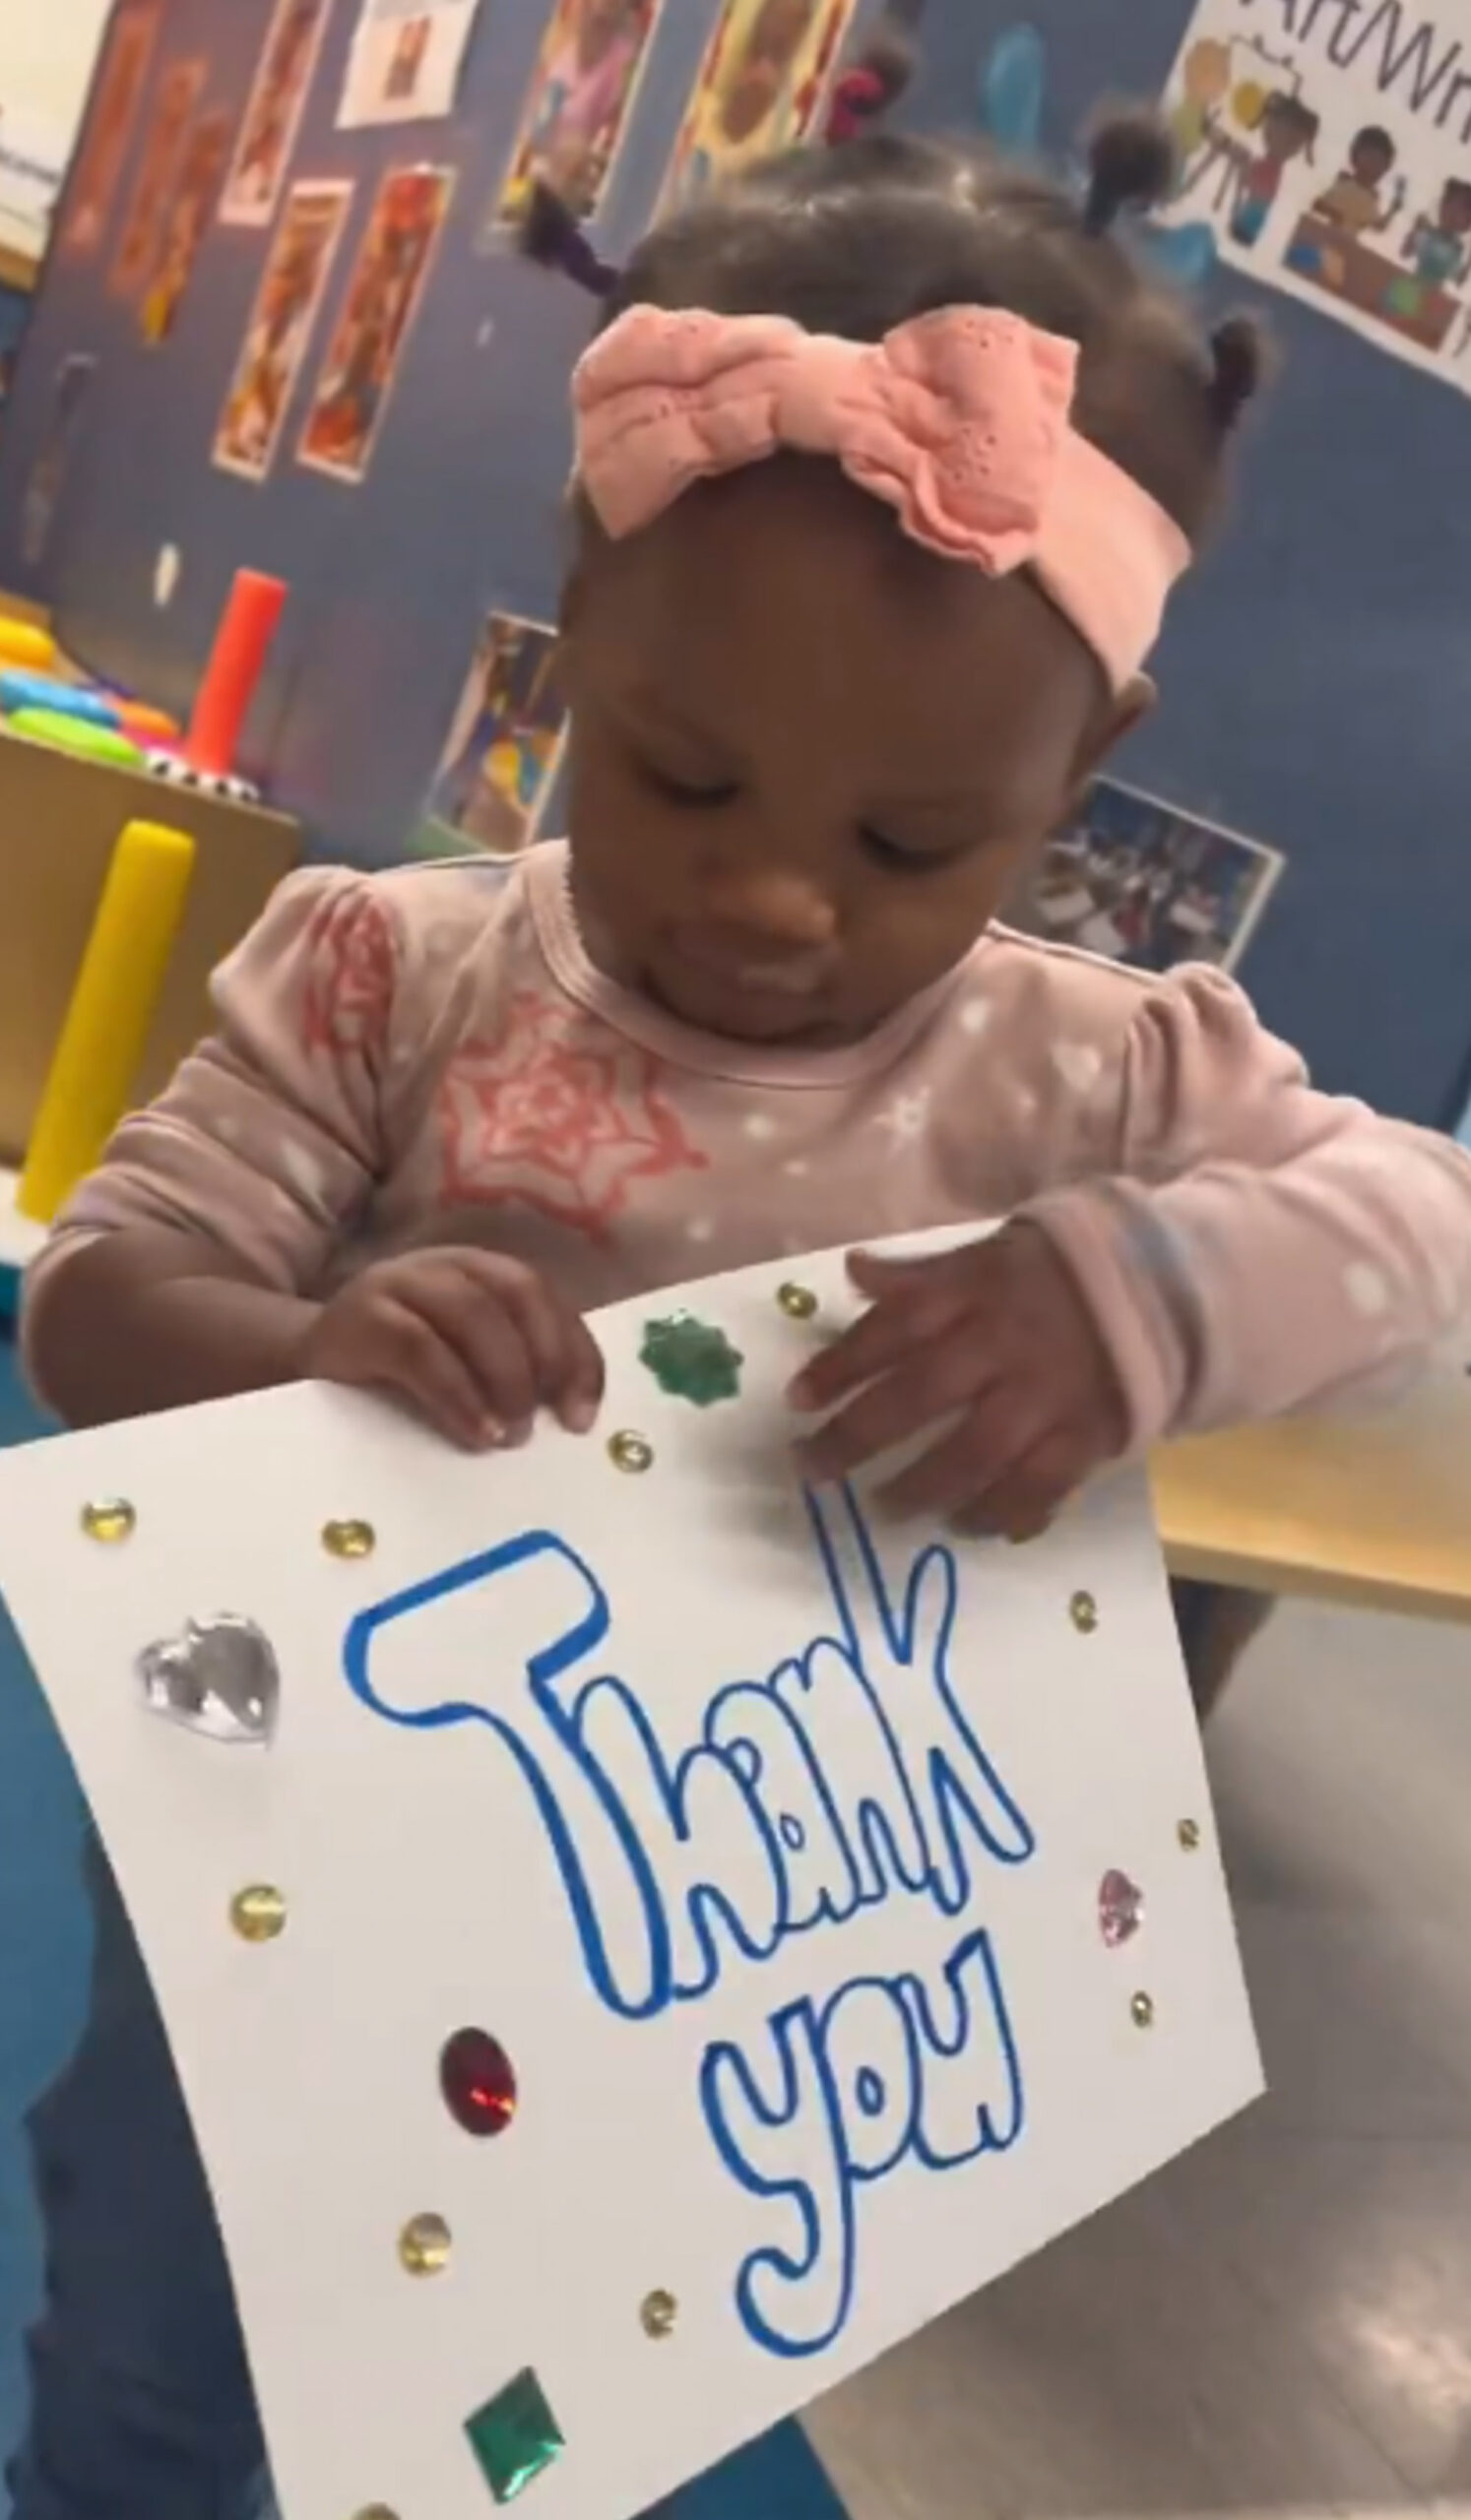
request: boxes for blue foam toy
[0,670,121,729]
[979,25,1047,154]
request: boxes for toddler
[15,118,1471,2520]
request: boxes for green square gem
[465,2366,564,2505]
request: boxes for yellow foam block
[0,621,57,671]
[18,819,196,1225]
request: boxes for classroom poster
[139,110,233,344]
[220,0,335,228]
[416,611,566,856]
[62,3,161,257]
[19,355,96,569]
[660,0,857,212]
[1006,779,1284,976]
[215,181,352,478]
[1159,0,1471,392]
[337,0,482,127]
[0,101,72,262]
[110,58,207,297]
[485,0,666,239]
[298,164,453,480]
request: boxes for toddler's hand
[789,1227,1127,1540]
[300,1248,604,1451]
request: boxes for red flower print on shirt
[300,891,396,1065]
[437,991,708,1240]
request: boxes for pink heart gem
[1098,1868,1144,1948]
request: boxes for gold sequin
[1177,1817,1202,1852]
[80,1497,136,1544]
[640,2288,678,2339]
[1130,1990,1155,2029]
[229,1884,287,1943]
[322,1518,375,1559]
[352,2507,402,2520]
[776,1283,819,1321]
[608,1430,654,1475]
[399,2212,452,2276]
[1069,1590,1099,1634]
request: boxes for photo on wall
[220,0,335,228]
[659,0,857,213]
[337,0,484,127]
[483,0,666,242]
[139,109,233,344]
[1005,778,1284,976]
[415,610,566,858]
[110,57,207,297]
[62,3,161,257]
[298,164,454,482]
[215,180,352,479]
[1158,0,1471,396]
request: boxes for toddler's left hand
[790,1227,1128,1540]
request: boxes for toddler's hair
[526,109,1268,545]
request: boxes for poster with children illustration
[485,0,665,242]
[1006,779,1283,977]
[139,109,233,344]
[298,165,453,480]
[215,181,352,479]
[416,611,566,856]
[660,0,858,213]
[1159,0,1471,393]
[61,3,160,257]
[109,58,207,298]
[220,0,334,229]
[337,0,483,127]
[0,1237,1261,2520]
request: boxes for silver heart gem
[137,1615,280,1745]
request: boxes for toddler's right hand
[299,1248,604,1451]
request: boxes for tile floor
[808,1598,1471,2520]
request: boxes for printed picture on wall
[484,0,665,241]
[1005,779,1283,976]
[337,0,482,128]
[62,3,161,256]
[215,181,352,479]
[660,0,857,212]
[298,164,454,481]
[139,109,233,343]
[220,0,334,228]
[110,58,207,297]
[1159,0,1471,396]
[19,355,97,569]
[416,611,566,858]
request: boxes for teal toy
[0,670,121,728]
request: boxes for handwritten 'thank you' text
[343,1484,1035,2356]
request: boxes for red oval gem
[440,2029,517,2136]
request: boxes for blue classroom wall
[0,0,1468,1132]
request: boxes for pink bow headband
[573,303,1191,691]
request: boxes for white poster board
[0,1237,1260,2520]
[1159,0,1471,393]
[337,0,480,127]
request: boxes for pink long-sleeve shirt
[26,843,1471,1446]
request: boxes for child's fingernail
[564,1396,599,1434]
[479,1417,506,1449]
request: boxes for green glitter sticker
[639,1312,743,1407]
[465,2366,564,2505]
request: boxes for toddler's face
[560,458,1143,1047]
